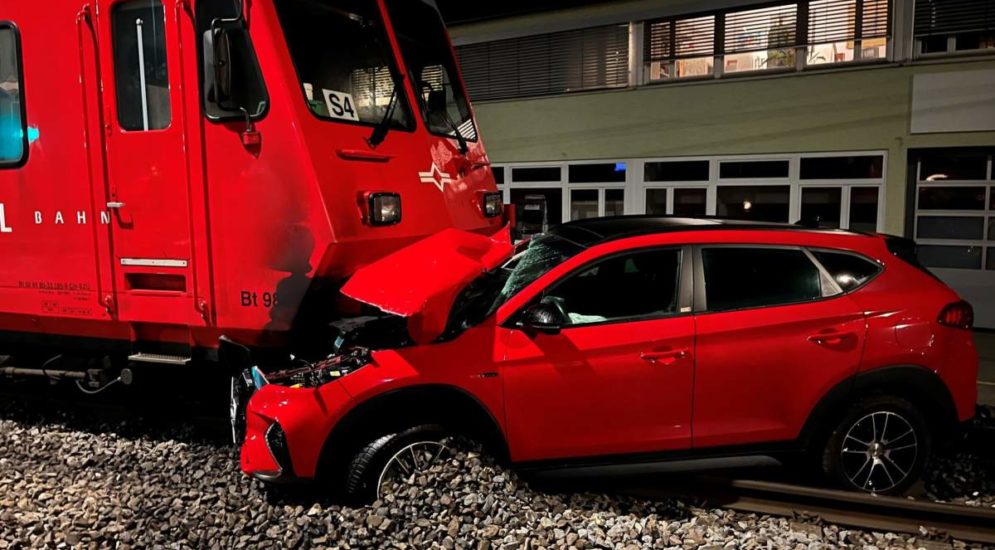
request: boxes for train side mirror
[213,29,234,107]
[204,24,239,112]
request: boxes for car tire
[344,424,449,504]
[821,395,932,495]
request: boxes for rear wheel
[344,425,450,503]
[821,396,931,495]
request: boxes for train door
[97,0,204,326]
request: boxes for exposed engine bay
[262,346,371,388]
[242,313,411,389]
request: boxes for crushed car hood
[341,228,514,344]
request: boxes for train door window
[0,24,26,166]
[112,0,171,131]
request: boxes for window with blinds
[643,0,890,83]
[455,24,630,102]
[807,0,889,65]
[645,15,715,80]
[724,4,798,73]
[914,0,995,55]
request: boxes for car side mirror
[519,303,568,335]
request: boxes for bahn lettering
[0,203,11,233]
[0,203,112,233]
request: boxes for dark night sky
[436,0,614,25]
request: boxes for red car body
[240,218,978,489]
[0,0,501,359]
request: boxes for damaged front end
[224,312,406,446]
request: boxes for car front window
[439,235,584,340]
[274,0,413,129]
[542,248,683,326]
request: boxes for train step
[127,352,191,366]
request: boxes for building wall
[470,58,995,234]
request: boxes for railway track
[627,477,995,546]
[2,373,993,545]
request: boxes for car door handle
[808,331,855,346]
[640,349,689,364]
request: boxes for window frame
[912,0,995,59]
[272,0,413,131]
[508,244,695,330]
[0,21,28,169]
[385,0,479,143]
[808,247,884,292]
[196,0,270,124]
[111,0,174,132]
[642,0,892,86]
[692,243,845,314]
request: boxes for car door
[500,246,695,462]
[691,245,867,449]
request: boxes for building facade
[448,0,995,328]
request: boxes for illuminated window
[0,23,26,166]
[807,0,889,65]
[645,16,715,81]
[723,4,798,74]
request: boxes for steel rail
[628,477,995,545]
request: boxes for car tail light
[938,301,973,329]
[368,193,401,226]
[482,192,503,218]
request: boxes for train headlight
[368,193,401,226]
[482,192,503,218]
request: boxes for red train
[0,0,505,386]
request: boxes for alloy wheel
[840,411,918,493]
[376,440,449,499]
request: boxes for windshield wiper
[367,75,402,148]
[441,109,469,155]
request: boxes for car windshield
[441,235,585,340]
[384,0,478,141]
[274,0,412,129]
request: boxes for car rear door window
[702,247,823,312]
[811,250,881,291]
[545,248,682,326]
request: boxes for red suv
[234,218,978,501]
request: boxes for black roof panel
[546,216,855,247]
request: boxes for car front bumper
[239,381,352,482]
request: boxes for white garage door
[912,150,995,329]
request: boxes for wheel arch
[800,365,959,448]
[316,383,510,480]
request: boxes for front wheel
[344,425,451,503]
[821,396,932,495]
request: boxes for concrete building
[442,0,995,328]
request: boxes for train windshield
[273,0,413,129]
[385,0,478,142]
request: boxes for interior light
[925,174,948,181]
[743,200,753,211]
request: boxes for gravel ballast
[0,387,992,549]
